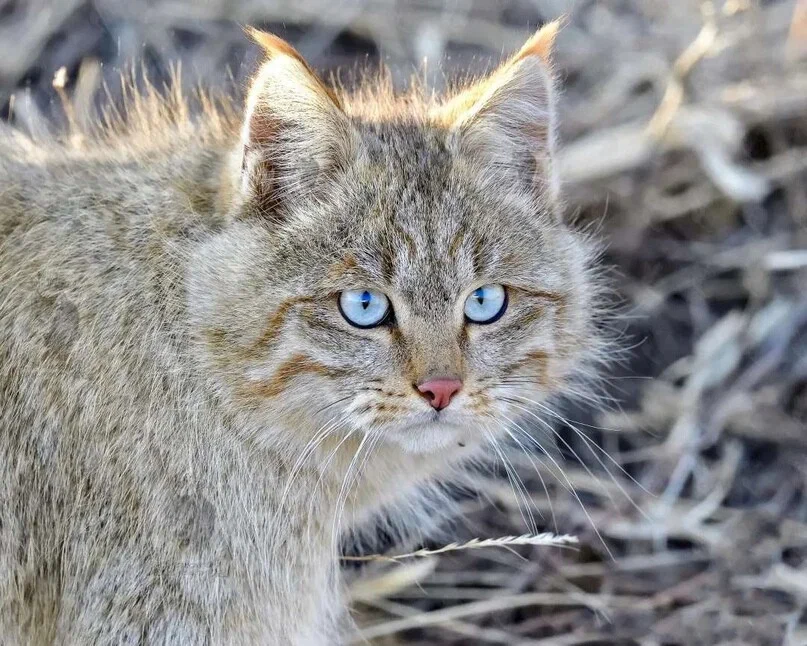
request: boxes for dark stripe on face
[472,233,487,277]
[448,225,466,262]
[501,349,550,385]
[519,287,565,304]
[252,296,310,354]
[327,254,358,281]
[379,238,396,286]
[243,353,346,399]
[506,306,549,334]
[391,221,418,267]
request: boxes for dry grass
[2,0,806,644]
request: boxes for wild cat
[0,21,601,645]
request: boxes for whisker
[482,412,558,533]
[313,395,354,416]
[510,394,653,507]
[279,415,344,511]
[495,410,615,560]
[496,379,626,411]
[502,399,622,510]
[479,426,538,535]
[488,412,572,496]
[331,431,373,544]
[312,426,357,499]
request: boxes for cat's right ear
[235,30,357,220]
[431,22,561,209]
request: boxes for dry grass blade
[342,532,579,562]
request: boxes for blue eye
[338,289,391,328]
[464,284,507,324]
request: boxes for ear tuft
[247,28,304,60]
[245,28,343,108]
[513,19,561,64]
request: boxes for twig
[646,2,718,141]
[352,590,651,642]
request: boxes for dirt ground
[2,0,806,644]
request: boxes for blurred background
[2,0,806,644]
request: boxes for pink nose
[417,378,463,411]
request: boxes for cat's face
[190,24,598,455]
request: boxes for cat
[0,21,601,645]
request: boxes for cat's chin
[383,416,481,455]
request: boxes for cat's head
[189,23,601,456]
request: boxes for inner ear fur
[237,30,357,219]
[432,21,561,204]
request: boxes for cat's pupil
[361,291,371,310]
[475,288,485,305]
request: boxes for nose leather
[416,378,463,411]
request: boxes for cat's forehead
[341,126,472,288]
[360,120,446,160]
[318,130,544,301]
[277,119,552,305]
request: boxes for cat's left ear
[433,21,561,205]
[235,30,357,220]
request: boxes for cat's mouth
[334,384,497,453]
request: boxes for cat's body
[1,119,334,644]
[0,24,600,645]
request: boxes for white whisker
[496,410,614,560]
[479,425,538,535]
[510,395,653,512]
[280,414,344,510]
[331,431,373,546]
